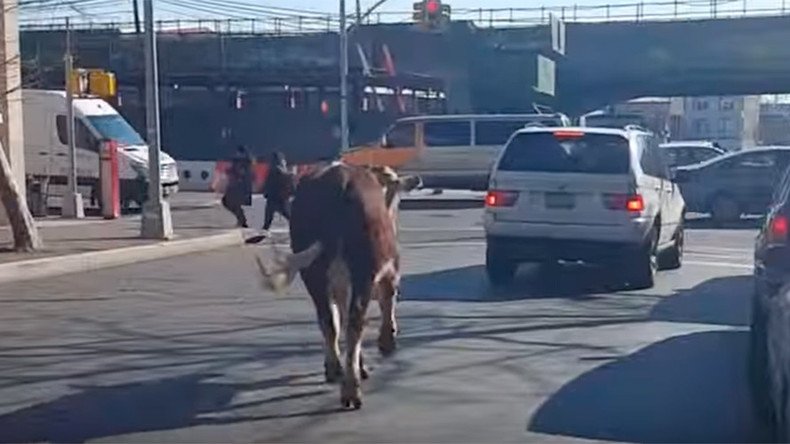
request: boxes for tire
[486,246,516,287]
[711,194,740,226]
[625,228,658,290]
[658,223,684,270]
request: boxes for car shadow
[401,263,618,302]
[528,330,770,443]
[0,372,331,443]
[650,275,753,327]
[529,275,768,443]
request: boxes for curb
[0,230,243,285]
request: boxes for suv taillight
[603,194,644,213]
[768,214,789,245]
[486,190,519,207]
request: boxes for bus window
[385,122,416,148]
[424,121,471,147]
[475,120,524,146]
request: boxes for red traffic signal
[426,0,440,14]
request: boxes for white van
[22,89,179,207]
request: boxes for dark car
[751,165,790,438]
[674,147,790,224]
[660,141,726,169]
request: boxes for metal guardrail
[18,0,790,34]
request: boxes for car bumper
[484,215,652,245]
[487,235,645,263]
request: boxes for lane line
[683,260,752,270]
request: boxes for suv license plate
[545,192,575,209]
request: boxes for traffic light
[413,0,450,29]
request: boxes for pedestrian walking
[262,151,294,232]
[222,145,253,228]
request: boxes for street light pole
[339,0,350,153]
[62,18,84,219]
[140,0,173,239]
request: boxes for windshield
[86,115,145,146]
[498,132,630,174]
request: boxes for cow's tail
[255,242,323,295]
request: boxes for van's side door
[421,120,473,182]
[474,120,526,175]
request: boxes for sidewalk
[0,188,481,283]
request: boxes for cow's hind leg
[378,290,398,356]
[305,272,343,383]
[341,281,373,409]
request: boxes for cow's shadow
[401,263,617,302]
[0,372,331,444]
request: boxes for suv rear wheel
[658,224,684,270]
[486,246,517,286]
[625,228,657,289]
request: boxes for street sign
[535,54,556,97]
[550,13,566,56]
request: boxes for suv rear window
[497,132,630,174]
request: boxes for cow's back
[290,164,398,280]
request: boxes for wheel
[486,246,516,286]
[658,223,684,270]
[711,194,740,226]
[625,228,657,290]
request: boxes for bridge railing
[18,0,790,34]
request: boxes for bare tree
[0,140,40,251]
[0,0,41,251]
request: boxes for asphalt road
[0,208,767,443]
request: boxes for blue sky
[19,0,787,27]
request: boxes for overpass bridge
[17,8,790,161]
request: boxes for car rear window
[497,132,631,174]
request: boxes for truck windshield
[87,115,145,146]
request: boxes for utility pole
[0,0,40,250]
[62,18,84,219]
[339,0,349,152]
[140,0,173,239]
[132,0,142,34]
[356,0,362,24]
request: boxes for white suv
[484,126,686,289]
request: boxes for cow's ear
[398,175,422,193]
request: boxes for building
[610,97,671,138]
[675,95,760,150]
[759,102,790,146]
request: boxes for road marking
[684,260,752,270]
[686,246,753,254]
[685,251,750,261]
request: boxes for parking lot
[0,208,767,443]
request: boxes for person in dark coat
[222,145,253,228]
[261,151,293,232]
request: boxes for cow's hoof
[341,382,362,410]
[378,337,397,357]
[341,396,363,410]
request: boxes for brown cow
[256,162,420,409]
